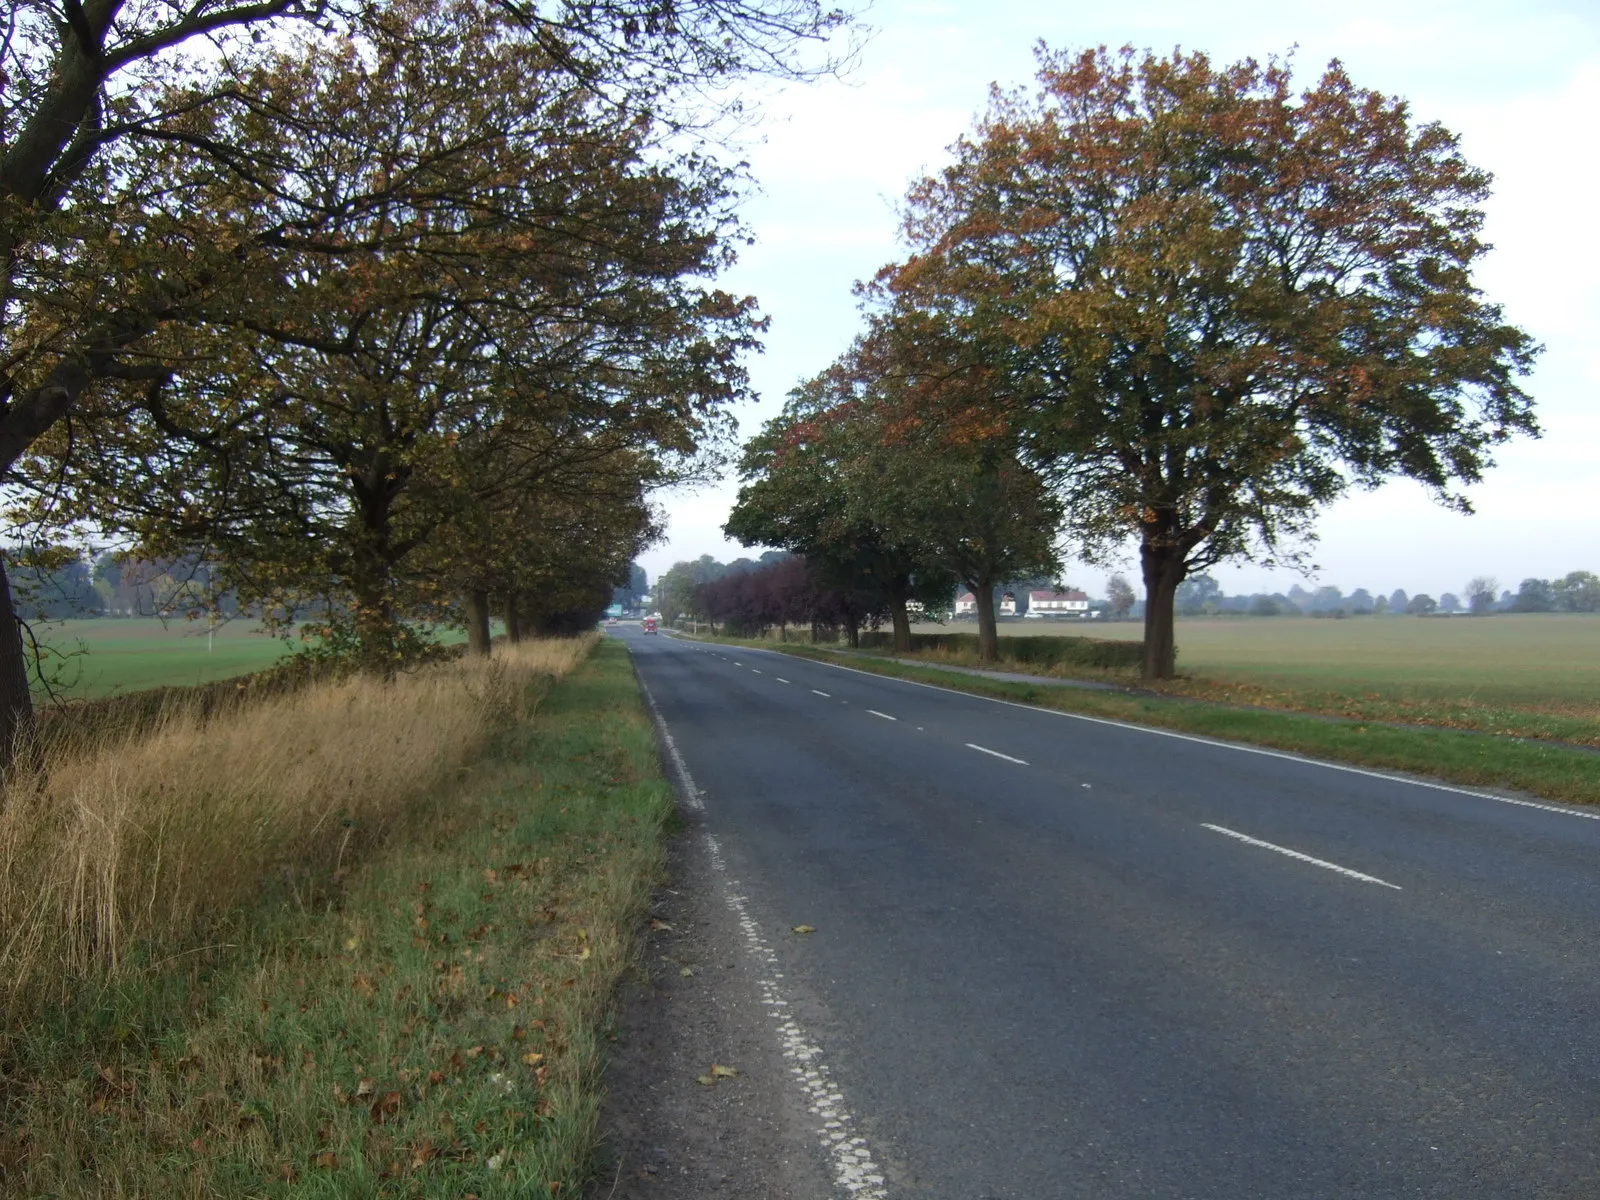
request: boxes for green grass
[32,618,488,699]
[899,614,1600,746]
[0,639,674,1196]
[682,633,1600,808]
[33,619,291,697]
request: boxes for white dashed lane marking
[812,689,831,698]
[867,710,897,721]
[1201,823,1402,890]
[776,677,791,684]
[965,742,1029,766]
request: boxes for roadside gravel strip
[626,677,890,1198]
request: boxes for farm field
[33,618,290,698]
[907,614,1600,745]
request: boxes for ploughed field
[909,614,1600,746]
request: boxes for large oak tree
[881,46,1539,678]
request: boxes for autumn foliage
[875,46,1539,677]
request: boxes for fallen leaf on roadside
[679,966,695,977]
[710,1064,738,1078]
[650,918,672,930]
[695,1074,715,1086]
[791,925,815,935]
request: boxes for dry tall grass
[0,635,596,1020]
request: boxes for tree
[25,9,755,668]
[1347,588,1374,614]
[1406,593,1437,615]
[726,392,955,654]
[1388,589,1409,614]
[1512,578,1556,613]
[1552,571,1600,613]
[1438,592,1461,613]
[1371,594,1389,615]
[1106,573,1136,620]
[1175,574,1221,616]
[0,0,851,763]
[1464,576,1499,615]
[878,46,1539,678]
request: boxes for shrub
[857,630,1144,670]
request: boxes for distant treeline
[1170,572,1600,617]
[7,552,247,622]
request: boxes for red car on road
[642,617,658,634]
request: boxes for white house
[1027,588,1090,617]
[955,591,1017,616]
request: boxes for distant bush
[857,630,1144,670]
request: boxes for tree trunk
[887,576,913,654]
[845,612,860,649]
[971,578,999,663]
[464,588,491,657]
[1140,542,1188,679]
[350,567,398,676]
[504,593,523,643]
[0,557,35,776]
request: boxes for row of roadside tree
[721,46,1539,675]
[0,0,852,760]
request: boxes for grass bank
[0,636,674,1196]
[912,614,1600,746]
[682,633,1600,808]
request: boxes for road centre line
[965,742,1029,766]
[1201,823,1402,890]
[751,668,762,674]
[867,710,897,721]
[812,689,831,698]
[776,677,791,684]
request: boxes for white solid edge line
[867,709,897,721]
[965,742,1029,766]
[811,689,831,698]
[634,669,890,1199]
[1201,823,1402,890]
[755,647,1600,823]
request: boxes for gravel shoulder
[595,812,834,1199]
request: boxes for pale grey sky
[643,0,1600,600]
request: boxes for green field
[908,614,1600,745]
[32,619,291,698]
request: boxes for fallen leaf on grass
[313,1151,339,1170]
[522,1052,544,1066]
[791,925,815,935]
[370,1091,402,1123]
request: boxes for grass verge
[0,636,674,1197]
[683,633,1600,808]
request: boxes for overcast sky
[640,0,1600,601]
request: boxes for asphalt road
[619,627,1600,1199]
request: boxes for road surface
[616,627,1600,1199]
